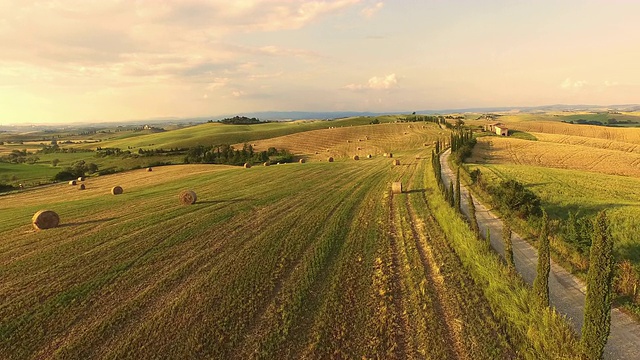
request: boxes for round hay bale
[69,180,76,185]
[328,157,334,162]
[391,182,403,194]
[263,161,270,166]
[77,176,85,181]
[383,153,388,157]
[111,186,123,195]
[357,147,362,150]
[32,210,60,230]
[367,154,372,158]
[79,184,86,190]
[347,140,351,143]
[388,153,393,158]
[353,155,360,160]
[299,159,305,164]
[393,159,400,166]
[147,167,153,172]
[179,190,197,205]
[243,163,252,168]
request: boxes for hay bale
[263,161,270,166]
[393,159,400,166]
[357,147,362,150]
[299,159,305,164]
[388,153,393,158]
[179,190,197,205]
[243,163,252,168]
[32,210,60,230]
[147,167,153,172]
[367,154,372,158]
[328,157,334,162]
[69,180,76,185]
[111,186,123,195]
[77,176,85,181]
[391,182,403,194]
[347,140,351,143]
[79,184,86,190]
[383,153,388,157]
[353,155,360,160]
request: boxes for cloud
[560,78,587,89]
[344,73,397,90]
[604,80,619,87]
[0,0,359,84]
[361,2,384,18]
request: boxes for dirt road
[440,149,640,359]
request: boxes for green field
[0,121,582,359]
[470,164,640,266]
[68,116,401,151]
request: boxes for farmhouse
[485,122,509,136]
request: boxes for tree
[503,221,514,268]
[486,227,491,244]
[581,211,614,359]
[492,180,541,218]
[447,181,454,207]
[51,158,60,167]
[454,167,461,213]
[87,163,99,174]
[533,210,550,307]
[468,193,479,237]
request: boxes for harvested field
[0,151,537,359]
[470,136,640,178]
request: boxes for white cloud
[361,2,384,18]
[604,80,619,87]
[232,90,245,97]
[344,73,397,90]
[560,78,587,89]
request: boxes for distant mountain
[4,104,639,130]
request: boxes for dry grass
[471,136,640,178]
[532,132,640,154]
[0,165,232,211]
[510,121,640,144]
[179,190,197,205]
[32,210,60,230]
[239,122,446,161]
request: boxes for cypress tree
[454,167,461,213]
[581,211,614,359]
[486,227,491,244]
[533,210,550,307]
[503,221,514,268]
[448,181,454,207]
[468,193,479,237]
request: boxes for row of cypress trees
[432,141,615,359]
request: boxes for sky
[1,0,639,124]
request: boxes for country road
[439,149,640,360]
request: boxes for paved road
[440,149,640,360]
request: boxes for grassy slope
[68,116,401,151]
[0,123,580,359]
